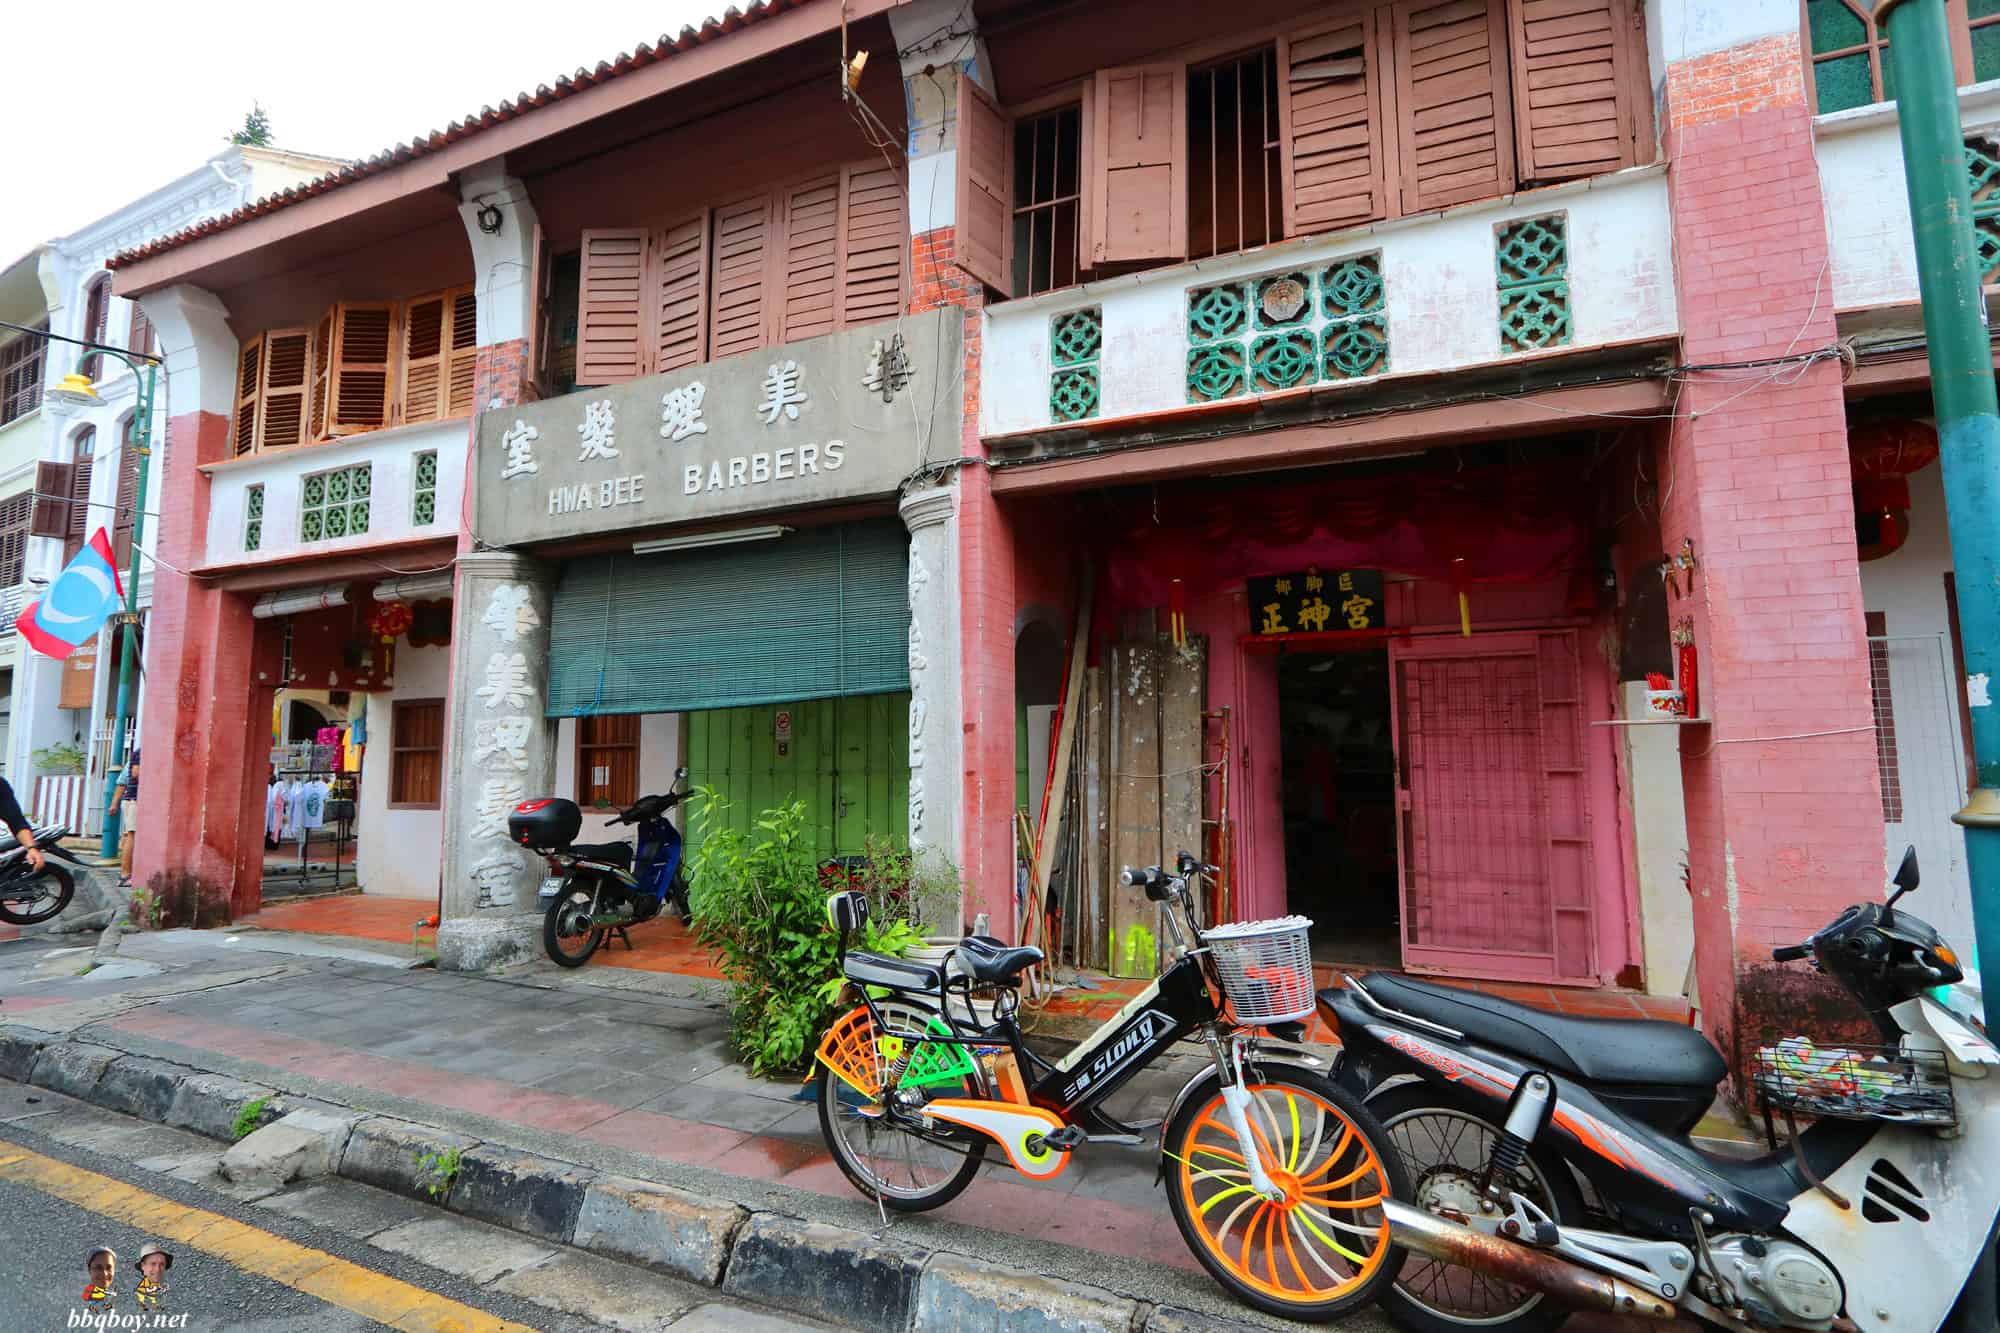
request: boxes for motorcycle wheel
[0,864,75,926]
[542,883,605,967]
[1164,1063,1408,1323]
[1368,1083,1584,1333]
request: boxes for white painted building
[3,147,341,836]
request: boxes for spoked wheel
[1164,1064,1409,1322]
[816,998,985,1212]
[1369,1084,1582,1333]
[542,883,605,967]
[0,864,75,926]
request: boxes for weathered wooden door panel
[1390,631,1594,982]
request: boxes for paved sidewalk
[0,927,1680,1330]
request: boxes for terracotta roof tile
[108,0,814,270]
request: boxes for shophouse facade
[109,0,1996,1066]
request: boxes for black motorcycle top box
[509,798,581,850]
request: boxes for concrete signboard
[472,307,959,547]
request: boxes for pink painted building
[104,0,1988,1066]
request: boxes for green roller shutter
[546,520,910,717]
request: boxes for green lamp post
[45,352,157,860]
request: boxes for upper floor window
[0,325,44,425]
[0,493,31,586]
[128,301,155,359]
[1804,0,2000,114]
[573,159,906,386]
[79,275,111,380]
[231,287,476,455]
[960,0,1651,300]
[64,427,95,564]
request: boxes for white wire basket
[1204,915,1317,1024]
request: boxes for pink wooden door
[1389,631,1596,983]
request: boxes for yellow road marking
[0,1135,537,1332]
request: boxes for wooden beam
[987,377,1671,495]
[1030,567,1094,953]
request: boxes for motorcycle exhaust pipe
[1386,1200,1679,1321]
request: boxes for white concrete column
[435,550,558,971]
[899,484,963,900]
[457,161,541,350]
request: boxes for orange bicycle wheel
[1164,1064,1409,1322]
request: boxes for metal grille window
[412,450,438,526]
[1188,47,1284,262]
[577,714,640,808]
[1185,253,1387,403]
[1011,106,1084,297]
[0,325,45,426]
[1050,308,1102,422]
[244,485,264,552]
[300,464,371,542]
[1804,0,1999,114]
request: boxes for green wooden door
[685,692,910,859]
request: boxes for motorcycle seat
[955,935,1044,985]
[568,842,633,867]
[1359,973,1727,1089]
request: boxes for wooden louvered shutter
[528,222,548,394]
[838,161,907,326]
[954,76,1014,295]
[1391,0,1516,213]
[1090,63,1188,265]
[1278,13,1397,235]
[1508,0,1638,182]
[128,303,154,358]
[307,311,333,442]
[445,288,478,417]
[779,175,841,343]
[233,333,264,456]
[576,230,651,385]
[400,292,449,424]
[709,195,773,360]
[80,278,110,379]
[653,214,710,374]
[328,302,396,435]
[65,429,95,562]
[257,328,312,450]
[113,424,140,569]
[31,462,71,539]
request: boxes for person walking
[112,749,139,883]
[0,776,46,873]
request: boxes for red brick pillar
[130,286,268,920]
[1660,35,1883,1072]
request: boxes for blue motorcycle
[509,766,692,968]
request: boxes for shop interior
[1277,648,1400,967]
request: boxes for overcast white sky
[1,0,733,264]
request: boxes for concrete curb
[0,1027,1251,1332]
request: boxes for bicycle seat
[843,951,944,995]
[568,842,633,867]
[956,935,1043,985]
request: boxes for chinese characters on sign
[1247,569,1384,636]
[660,383,708,442]
[577,399,619,461]
[758,360,809,424]
[499,421,540,480]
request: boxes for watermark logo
[68,1310,191,1330]
[70,1243,189,1329]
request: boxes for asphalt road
[0,1113,612,1333]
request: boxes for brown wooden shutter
[307,311,332,442]
[446,288,478,417]
[327,302,396,435]
[653,214,711,374]
[576,230,652,385]
[31,462,71,539]
[1508,0,1637,182]
[1391,0,1516,213]
[954,75,1015,296]
[257,328,312,450]
[1090,63,1188,265]
[399,293,449,424]
[709,195,773,360]
[80,277,110,379]
[1278,13,1397,235]
[65,429,95,561]
[233,333,264,456]
[128,303,154,358]
[780,175,841,343]
[113,429,140,569]
[528,221,548,393]
[837,161,907,326]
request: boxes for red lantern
[1849,419,1939,479]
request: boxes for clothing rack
[269,744,357,890]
